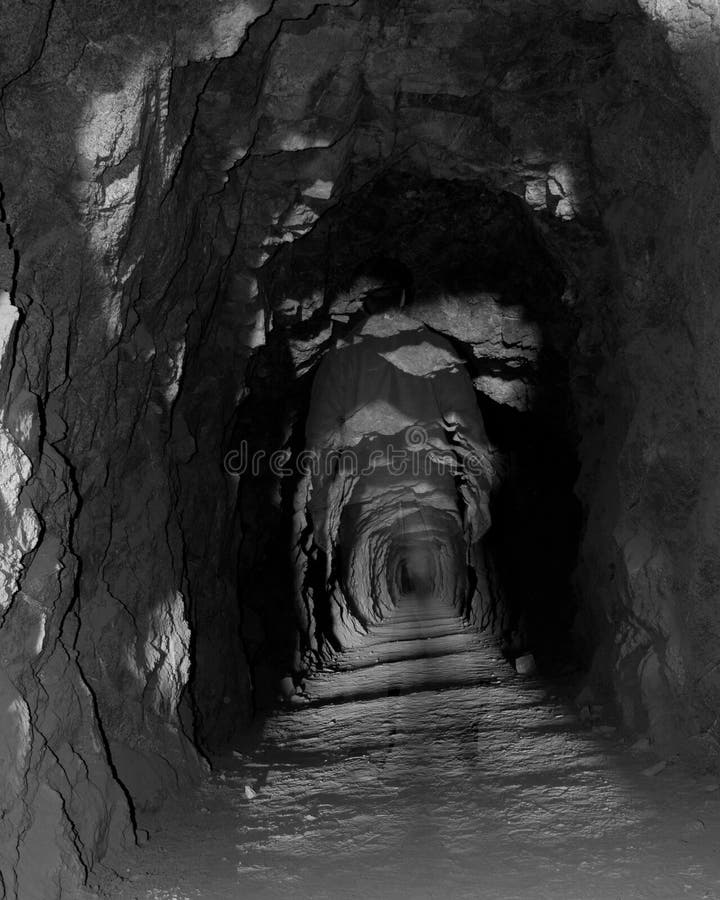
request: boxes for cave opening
[208,170,587,749]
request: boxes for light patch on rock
[515,653,537,675]
[75,62,149,166]
[242,307,266,350]
[103,164,140,210]
[524,178,547,210]
[639,0,717,48]
[14,595,48,657]
[474,376,534,411]
[0,686,32,800]
[0,426,40,611]
[0,426,30,511]
[98,164,142,265]
[11,409,36,448]
[302,179,334,200]
[281,203,319,234]
[548,162,580,219]
[379,342,462,376]
[204,6,269,59]
[615,524,654,577]
[151,591,192,714]
[278,129,338,152]
[0,291,19,385]
[102,290,125,343]
[554,197,575,220]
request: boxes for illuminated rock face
[1,0,720,895]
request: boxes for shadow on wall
[223,338,309,714]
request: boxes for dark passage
[218,176,585,736]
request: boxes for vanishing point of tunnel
[2,0,720,897]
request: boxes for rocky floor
[101,595,720,899]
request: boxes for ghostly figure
[305,266,494,559]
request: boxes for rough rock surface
[104,594,720,899]
[1,0,720,895]
[303,307,494,643]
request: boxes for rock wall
[1,199,133,899]
[1,0,720,895]
[0,1,273,895]
[575,1,720,760]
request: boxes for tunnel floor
[103,596,720,899]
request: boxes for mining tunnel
[2,0,720,897]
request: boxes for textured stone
[2,0,720,895]
[515,653,538,676]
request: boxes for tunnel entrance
[216,171,586,744]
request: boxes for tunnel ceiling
[2,0,720,896]
[263,173,574,396]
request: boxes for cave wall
[575,0,720,758]
[1,0,720,895]
[0,2,275,895]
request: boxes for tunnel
[2,0,720,896]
